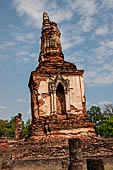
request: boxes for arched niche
[48,74,70,114]
[56,83,66,114]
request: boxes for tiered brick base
[27,113,95,141]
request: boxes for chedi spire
[39,12,64,62]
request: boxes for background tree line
[0,104,113,138]
[87,104,113,137]
[0,117,31,138]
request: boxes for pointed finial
[42,11,51,30]
[39,12,64,62]
[43,11,49,21]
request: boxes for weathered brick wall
[11,159,68,170]
[1,137,113,170]
[82,138,113,159]
[0,139,9,157]
[14,113,22,140]
[27,114,95,141]
[69,138,83,170]
[1,138,69,170]
[29,60,85,119]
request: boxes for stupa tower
[39,12,64,62]
[28,12,95,140]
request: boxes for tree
[0,116,16,137]
[98,116,113,137]
[0,116,31,138]
[87,106,104,135]
[103,104,113,119]
[22,119,31,138]
[98,104,113,137]
[87,104,113,137]
[0,120,8,137]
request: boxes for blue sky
[0,0,113,121]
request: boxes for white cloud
[0,54,9,60]
[95,40,113,59]
[15,32,37,43]
[103,63,113,72]
[12,0,73,28]
[61,24,85,51]
[98,100,112,106]
[12,0,46,28]
[91,103,98,107]
[17,98,27,103]
[95,25,108,35]
[102,0,113,9]
[85,61,113,85]
[9,0,113,88]
[0,41,15,50]
[30,53,38,62]
[70,0,98,16]
[27,110,31,114]
[30,53,37,58]
[0,105,7,110]
[15,50,32,62]
[61,34,84,51]
[12,0,97,29]
[49,9,73,23]
[16,51,29,56]
[93,73,113,85]
[82,17,94,32]
[23,57,30,62]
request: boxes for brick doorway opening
[56,83,66,114]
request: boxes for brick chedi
[1,12,113,170]
[28,12,95,141]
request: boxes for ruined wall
[14,113,22,140]
[38,77,50,116]
[0,139,9,157]
[1,137,113,170]
[11,159,67,170]
[67,75,85,114]
[1,138,69,170]
[29,73,85,118]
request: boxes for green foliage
[0,117,16,137]
[22,119,31,138]
[0,116,31,138]
[87,104,113,137]
[103,104,113,119]
[98,116,113,137]
[87,106,104,135]
[0,120,8,137]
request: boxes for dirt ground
[0,157,113,170]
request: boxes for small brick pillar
[87,159,105,170]
[14,113,22,140]
[69,138,83,170]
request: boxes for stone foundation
[1,137,113,170]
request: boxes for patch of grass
[0,156,3,170]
